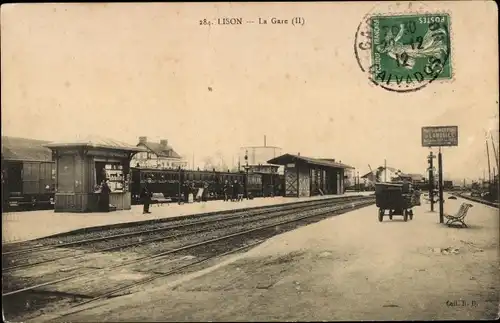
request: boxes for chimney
[160,139,168,148]
[298,152,301,156]
[139,136,147,144]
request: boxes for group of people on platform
[223,180,245,202]
[136,179,260,215]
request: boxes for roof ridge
[139,141,182,159]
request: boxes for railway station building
[267,153,355,197]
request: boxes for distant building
[443,180,454,189]
[398,173,426,185]
[239,145,283,174]
[361,166,402,188]
[130,136,187,169]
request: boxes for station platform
[50,193,499,321]
[2,192,373,244]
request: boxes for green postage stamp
[355,3,452,93]
[371,15,451,84]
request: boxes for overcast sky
[1,2,498,182]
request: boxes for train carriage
[129,167,284,204]
[2,137,56,211]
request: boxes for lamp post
[271,167,275,197]
[178,166,182,205]
[244,150,249,199]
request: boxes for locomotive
[129,167,285,204]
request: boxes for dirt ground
[33,195,499,322]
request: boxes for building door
[6,161,23,195]
[284,167,298,197]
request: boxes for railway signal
[244,150,249,199]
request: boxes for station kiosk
[45,137,144,212]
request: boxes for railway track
[452,193,499,208]
[2,197,368,270]
[2,196,368,272]
[3,196,368,254]
[3,196,374,322]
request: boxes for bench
[444,203,473,228]
[151,193,172,206]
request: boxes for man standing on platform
[223,180,230,201]
[141,180,152,214]
[99,180,111,212]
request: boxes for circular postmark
[354,2,452,93]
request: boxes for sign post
[427,152,436,212]
[422,126,458,223]
[438,148,444,223]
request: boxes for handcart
[375,182,415,222]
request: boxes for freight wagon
[2,137,56,211]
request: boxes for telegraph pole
[486,137,492,184]
[384,159,387,182]
[428,151,436,212]
[438,148,444,223]
[490,132,499,172]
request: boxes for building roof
[361,166,401,179]
[44,135,144,152]
[138,141,182,159]
[267,153,354,169]
[1,136,53,162]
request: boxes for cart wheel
[403,209,408,222]
[378,209,384,222]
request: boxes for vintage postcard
[1,1,498,322]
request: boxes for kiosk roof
[44,135,145,152]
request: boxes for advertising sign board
[422,126,458,147]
